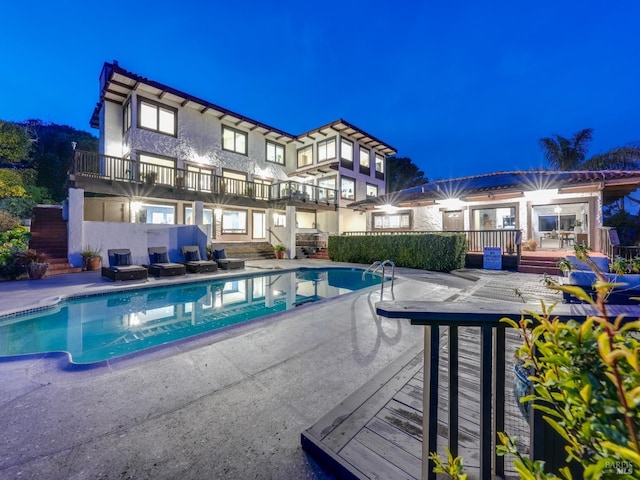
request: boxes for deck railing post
[448,326,459,458]
[422,325,440,480]
[493,326,506,475]
[480,324,493,479]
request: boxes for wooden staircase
[29,206,82,276]
[210,241,276,260]
[306,247,330,260]
[518,253,562,276]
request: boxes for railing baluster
[448,325,459,458]
[480,324,493,479]
[423,324,440,480]
[494,326,506,476]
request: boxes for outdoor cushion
[150,251,169,264]
[213,249,227,260]
[109,252,132,267]
[185,250,200,262]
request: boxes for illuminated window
[373,211,411,229]
[366,183,378,197]
[273,213,286,227]
[375,153,384,173]
[297,145,312,167]
[135,203,175,224]
[184,207,213,225]
[340,176,355,200]
[318,138,336,162]
[222,126,247,155]
[138,99,176,136]
[253,212,266,239]
[341,139,353,161]
[359,147,370,173]
[123,102,131,132]
[318,177,336,200]
[222,210,247,234]
[266,141,285,165]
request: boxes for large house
[66,61,395,264]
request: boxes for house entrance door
[443,210,464,231]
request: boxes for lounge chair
[181,245,218,273]
[102,249,148,281]
[209,246,245,270]
[146,247,187,277]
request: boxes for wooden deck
[302,328,530,479]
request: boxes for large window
[138,153,176,185]
[252,211,266,239]
[340,176,355,200]
[138,98,176,136]
[359,147,370,174]
[375,154,384,173]
[184,207,213,225]
[318,138,336,162]
[266,141,285,165]
[340,138,353,169]
[474,206,517,230]
[318,177,336,201]
[252,178,271,200]
[221,210,247,234]
[222,126,247,155]
[373,211,411,230]
[222,169,247,195]
[134,203,175,224]
[297,145,313,167]
[366,183,378,197]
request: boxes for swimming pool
[0,268,384,364]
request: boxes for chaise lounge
[102,249,148,281]
[146,247,187,277]
[181,245,218,273]
[209,246,245,270]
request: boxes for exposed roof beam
[200,107,209,114]
[181,99,189,107]
[105,88,127,99]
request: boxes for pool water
[0,268,383,364]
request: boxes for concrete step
[518,265,562,276]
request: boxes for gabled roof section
[297,119,397,156]
[89,61,297,142]
[348,170,640,210]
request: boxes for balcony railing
[71,151,338,205]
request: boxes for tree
[539,128,640,170]
[386,156,428,193]
[0,121,30,166]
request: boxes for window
[184,207,213,225]
[366,183,378,197]
[538,215,575,231]
[221,210,247,234]
[138,153,176,185]
[135,203,175,224]
[252,178,271,200]
[123,102,131,132]
[474,206,517,230]
[318,177,336,200]
[359,147,370,174]
[222,169,247,195]
[266,141,285,165]
[340,176,355,200]
[252,212,266,239]
[373,211,411,230]
[341,139,353,161]
[375,154,384,173]
[222,126,247,155]
[297,145,312,167]
[138,98,176,136]
[273,212,286,227]
[318,138,336,162]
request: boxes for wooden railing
[344,229,522,254]
[599,226,640,260]
[71,151,338,205]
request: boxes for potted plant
[143,171,157,185]
[523,239,538,251]
[274,244,286,259]
[81,246,102,271]
[15,249,49,279]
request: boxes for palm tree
[539,128,640,170]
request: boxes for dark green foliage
[23,120,98,202]
[386,156,428,193]
[328,233,466,272]
[0,121,30,165]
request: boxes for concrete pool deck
[0,260,555,479]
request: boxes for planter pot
[513,362,533,423]
[27,263,48,280]
[275,250,285,259]
[84,257,102,271]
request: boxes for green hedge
[328,233,467,272]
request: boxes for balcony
[70,151,338,209]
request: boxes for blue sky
[2,0,640,181]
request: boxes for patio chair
[146,247,187,277]
[181,245,218,273]
[102,249,148,281]
[209,245,245,270]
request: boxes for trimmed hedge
[328,233,467,272]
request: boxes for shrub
[0,210,21,231]
[328,233,466,272]
[0,225,31,279]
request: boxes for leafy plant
[80,246,102,258]
[274,244,286,252]
[431,248,640,478]
[14,249,48,265]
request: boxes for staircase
[518,253,562,276]
[29,206,82,276]
[211,241,276,260]
[306,247,330,260]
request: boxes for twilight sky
[2,0,640,181]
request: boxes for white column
[286,205,296,259]
[67,188,85,268]
[194,201,204,225]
